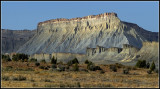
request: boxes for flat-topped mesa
[37,12,118,26]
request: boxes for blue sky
[1,1,159,32]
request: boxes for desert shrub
[2,55,11,62]
[135,60,146,68]
[40,59,46,63]
[57,64,65,71]
[25,68,34,71]
[87,64,101,71]
[87,61,94,69]
[2,76,9,81]
[44,79,51,82]
[73,63,79,71]
[109,65,117,72]
[30,58,37,62]
[115,63,124,68]
[154,69,158,73]
[147,70,152,74]
[44,67,49,70]
[84,60,89,64]
[35,62,40,66]
[5,66,13,71]
[146,62,150,69]
[123,68,129,74]
[12,53,28,62]
[51,56,57,64]
[67,58,79,66]
[150,61,155,71]
[51,64,57,69]
[95,66,102,70]
[100,70,105,74]
[39,66,45,69]
[12,75,26,81]
[131,66,137,70]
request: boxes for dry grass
[1,61,159,88]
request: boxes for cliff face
[1,29,36,53]
[16,12,158,55]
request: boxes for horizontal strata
[38,12,117,26]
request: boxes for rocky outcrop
[131,41,159,67]
[16,12,158,55]
[2,29,36,53]
[30,52,86,63]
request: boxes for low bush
[146,62,150,69]
[150,61,155,71]
[73,63,79,71]
[35,62,40,66]
[147,70,152,74]
[109,65,117,72]
[12,75,26,81]
[51,56,57,64]
[30,58,37,62]
[115,63,124,68]
[2,76,9,81]
[12,53,28,62]
[5,66,13,71]
[84,60,89,64]
[123,68,129,74]
[39,66,45,69]
[2,54,11,62]
[57,64,65,71]
[52,64,57,69]
[100,70,105,74]
[67,58,79,66]
[40,59,46,63]
[87,64,101,71]
[154,69,158,73]
[135,60,146,68]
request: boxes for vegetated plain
[1,54,159,88]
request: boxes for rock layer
[2,29,36,53]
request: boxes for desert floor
[1,61,159,88]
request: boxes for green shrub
[5,66,13,71]
[150,61,155,71]
[12,75,26,81]
[73,63,79,71]
[123,68,129,74]
[146,62,150,69]
[51,64,57,69]
[109,65,117,72]
[57,64,65,71]
[12,53,28,62]
[41,59,46,63]
[30,58,37,62]
[2,76,9,81]
[87,64,101,71]
[51,56,57,64]
[35,62,40,66]
[147,70,152,74]
[100,70,105,74]
[115,63,124,68]
[85,60,89,64]
[2,55,11,62]
[135,60,146,68]
[154,69,158,73]
[67,58,79,66]
[39,66,45,69]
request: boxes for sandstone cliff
[16,12,158,55]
